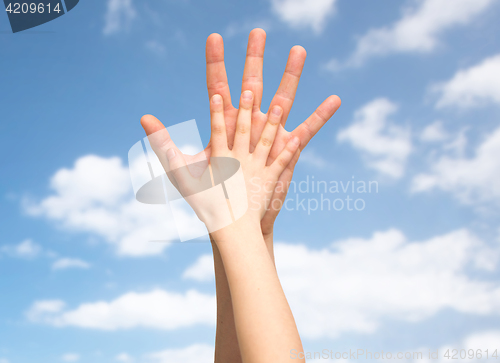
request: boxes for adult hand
[205,28,341,236]
[141,91,300,230]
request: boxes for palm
[205,29,341,235]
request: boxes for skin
[145,91,304,363]
[205,29,341,242]
[207,93,304,363]
[143,92,299,231]
[141,28,341,362]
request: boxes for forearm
[263,229,275,265]
[210,235,242,363]
[211,227,275,363]
[212,216,304,363]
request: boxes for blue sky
[1,0,500,362]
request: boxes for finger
[268,45,307,126]
[140,115,190,191]
[270,148,300,208]
[210,94,228,155]
[260,147,300,234]
[249,112,269,153]
[253,105,283,163]
[141,114,177,154]
[281,148,301,186]
[269,136,300,176]
[292,95,341,149]
[249,46,306,152]
[206,33,232,110]
[165,147,193,197]
[266,125,291,165]
[241,28,266,112]
[141,114,166,136]
[233,90,254,155]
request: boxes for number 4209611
[5,2,62,14]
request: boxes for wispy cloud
[27,289,215,330]
[115,353,134,362]
[420,120,449,142]
[183,254,214,282]
[24,155,192,257]
[327,0,494,71]
[61,353,80,362]
[337,98,412,178]
[406,330,500,363]
[145,344,214,363]
[412,126,500,207]
[432,53,500,109]
[1,239,41,259]
[298,149,330,169]
[284,229,499,338]
[52,258,91,271]
[145,40,167,57]
[103,0,136,35]
[26,300,66,321]
[271,0,337,33]
[182,228,500,339]
[224,19,273,39]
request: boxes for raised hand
[141,29,340,363]
[205,28,341,237]
[141,90,300,230]
[204,29,340,363]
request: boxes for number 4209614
[5,2,62,14]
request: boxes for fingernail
[292,136,300,146]
[242,90,253,100]
[272,106,282,116]
[166,148,176,160]
[212,94,222,104]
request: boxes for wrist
[263,229,273,244]
[211,213,262,246]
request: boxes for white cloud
[0,359,10,363]
[115,353,134,362]
[298,149,330,169]
[61,353,80,362]
[405,330,500,362]
[412,126,500,206]
[271,0,337,33]
[24,228,500,340]
[24,155,187,257]
[442,128,468,156]
[180,228,500,339]
[327,0,494,70]
[26,300,66,322]
[337,98,412,178]
[145,344,214,363]
[183,254,214,282]
[420,121,449,142]
[145,40,166,57]
[103,0,136,35]
[225,19,273,39]
[273,228,500,339]
[52,258,91,271]
[27,289,215,331]
[432,54,500,109]
[1,239,41,259]
[460,330,500,356]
